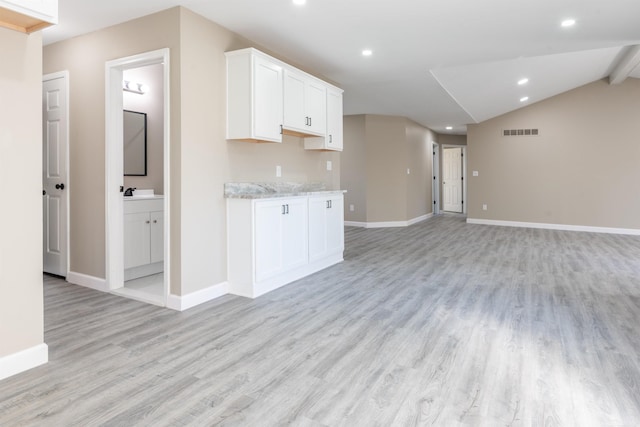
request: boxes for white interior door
[432,142,440,215]
[43,72,69,277]
[443,147,463,213]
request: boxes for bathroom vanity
[124,195,164,280]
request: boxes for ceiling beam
[609,45,640,85]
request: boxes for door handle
[55,183,65,190]
[43,190,46,196]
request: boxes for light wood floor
[3,215,640,426]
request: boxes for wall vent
[502,128,539,136]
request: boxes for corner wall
[342,114,436,225]
[467,78,640,230]
[0,28,46,376]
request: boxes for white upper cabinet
[226,48,343,146]
[304,87,344,151]
[0,0,57,33]
[226,49,284,143]
[283,69,326,136]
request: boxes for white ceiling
[42,0,640,135]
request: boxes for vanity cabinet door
[124,212,151,269]
[150,211,164,264]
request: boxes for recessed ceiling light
[362,49,373,57]
[520,96,529,102]
[561,18,576,27]
[518,78,529,85]
[292,0,306,5]
[446,126,453,130]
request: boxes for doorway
[105,49,170,307]
[442,146,466,214]
[42,71,69,278]
[432,141,440,215]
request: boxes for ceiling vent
[502,128,539,137]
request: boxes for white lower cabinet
[254,198,308,282]
[308,195,344,262]
[124,197,163,280]
[227,193,344,298]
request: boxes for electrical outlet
[326,160,332,171]
[276,165,282,177]
[473,170,479,177]
[482,204,487,211]
[349,204,355,212]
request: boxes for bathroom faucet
[124,187,136,196]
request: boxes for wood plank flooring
[3,215,640,425]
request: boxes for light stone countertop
[224,182,346,199]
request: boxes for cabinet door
[254,56,284,142]
[326,196,344,254]
[150,211,164,264]
[283,69,307,133]
[124,212,151,269]
[308,196,329,261]
[305,80,327,135]
[326,89,343,150]
[282,198,309,270]
[254,200,285,282]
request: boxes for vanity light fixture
[520,96,529,102]
[362,49,373,57]
[517,78,529,85]
[123,80,148,95]
[561,18,576,27]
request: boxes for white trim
[166,282,230,311]
[43,70,70,278]
[66,271,109,292]
[345,213,433,228]
[0,344,48,381]
[105,49,170,307]
[466,218,640,235]
[432,141,440,215]
[442,144,467,214]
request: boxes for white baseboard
[166,281,229,311]
[66,271,109,292]
[345,213,434,229]
[466,218,640,235]
[0,343,48,381]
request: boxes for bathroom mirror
[123,110,147,176]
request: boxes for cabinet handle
[280,124,283,135]
[282,205,286,215]
[309,117,312,127]
[286,204,289,214]
[329,134,332,144]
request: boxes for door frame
[442,144,467,214]
[43,70,70,277]
[105,48,170,305]
[431,141,440,215]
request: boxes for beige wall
[342,114,436,224]
[43,7,341,296]
[43,7,182,280]
[123,63,164,194]
[0,28,44,357]
[467,78,640,229]
[342,115,367,222]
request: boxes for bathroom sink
[124,189,159,199]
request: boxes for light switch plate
[482,204,487,211]
[349,204,355,212]
[407,168,411,175]
[327,161,332,171]
[473,170,479,177]
[276,165,282,177]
